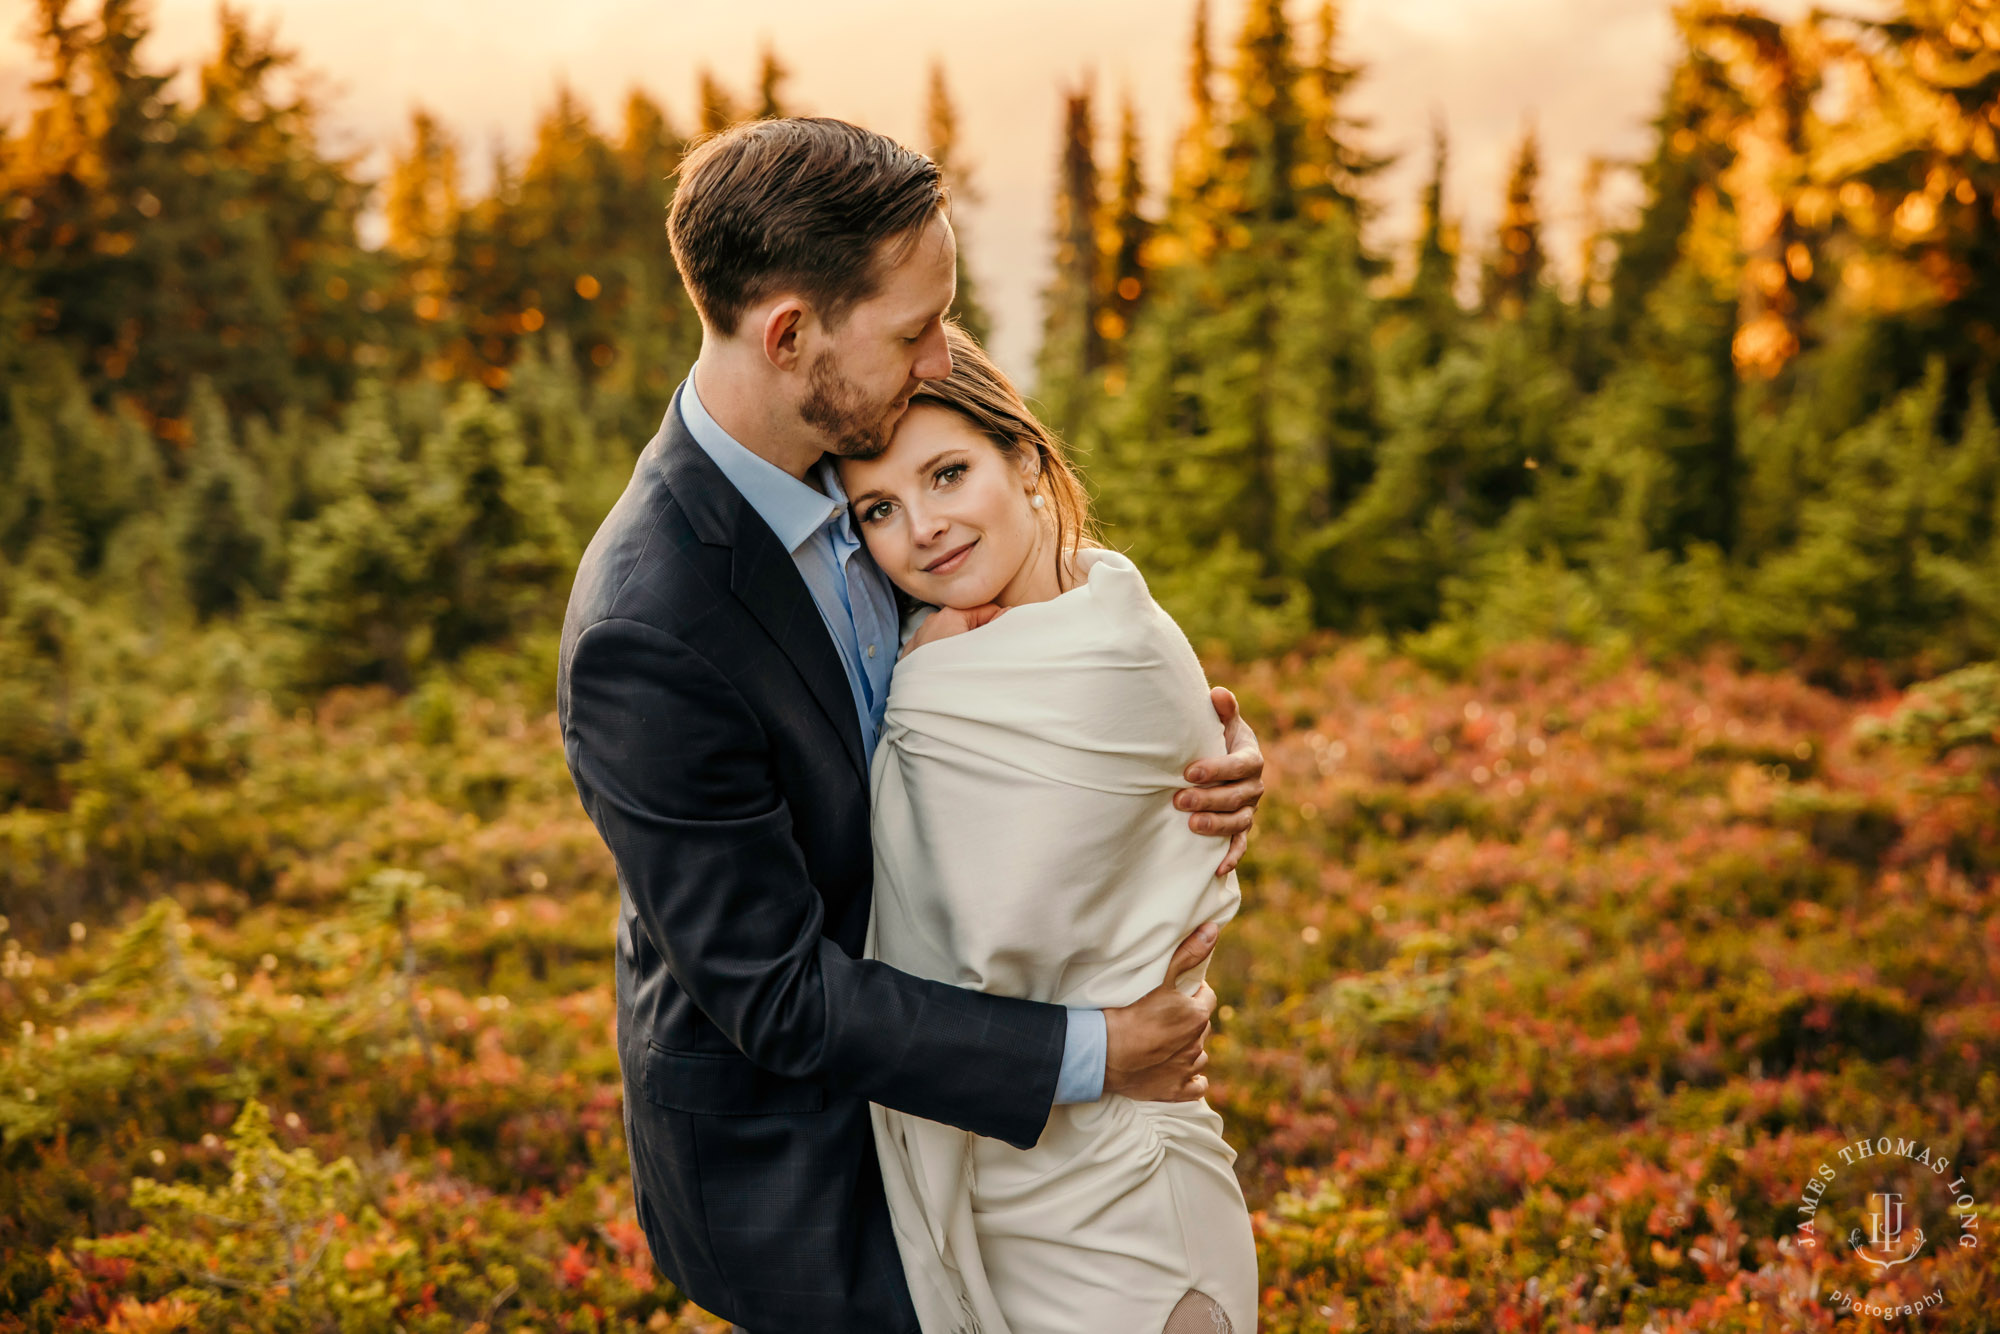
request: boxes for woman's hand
[1176,686,1264,876]
[898,602,1008,660]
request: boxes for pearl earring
[1030,493,1046,510]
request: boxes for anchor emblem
[1850,1192,1927,1269]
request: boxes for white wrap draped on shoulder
[866,548,1258,1334]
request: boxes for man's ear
[759,298,809,372]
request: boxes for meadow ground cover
[0,640,1994,1332]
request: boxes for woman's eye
[935,463,968,487]
[861,500,894,524]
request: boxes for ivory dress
[865,548,1258,1334]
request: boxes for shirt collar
[681,365,848,554]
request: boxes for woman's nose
[907,503,948,546]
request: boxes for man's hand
[1177,686,1265,876]
[899,603,1007,660]
[1103,922,1220,1102]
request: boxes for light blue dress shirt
[678,370,1108,1105]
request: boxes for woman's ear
[1016,445,1044,487]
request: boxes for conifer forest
[2,0,1998,1329]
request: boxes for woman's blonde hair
[911,322,1098,588]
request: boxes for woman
[837,324,1258,1334]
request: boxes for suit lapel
[652,399,869,784]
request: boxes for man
[558,117,1265,1333]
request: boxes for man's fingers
[1183,745,1264,787]
[1185,806,1255,840]
[1165,922,1220,983]
[1180,991,1216,1045]
[1216,829,1249,877]
[1175,776,1265,816]
[1209,686,1240,727]
[963,602,1008,629]
[903,603,1006,657]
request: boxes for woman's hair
[912,322,1098,588]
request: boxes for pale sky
[0,0,1837,377]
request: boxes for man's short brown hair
[668,117,947,336]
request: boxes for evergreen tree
[1035,84,1103,436]
[188,6,377,416]
[279,387,571,691]
[1681,6,1819,380]
[1481,124,1546,319]
[172,378,274,618]
[1163,0,1223,260]
[754,46,792,120]
[385,109,461,282]
[1391,117,1462,367]
[1300,0,1388,227]
[0,1,381,425]
[604,90,698,406]
[1100,97,1152,369]
[1217,0,1305,227]
[924,63,993,344]
[451,86,627,385]
[1747,364,2000,664]
[698,69,741,135]
[1603,47,1734,350]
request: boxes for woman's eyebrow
[848,486,886,507]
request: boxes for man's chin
[822,413,903,461]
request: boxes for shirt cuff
[1053,1007,1107,1105]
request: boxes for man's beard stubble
[799,350,899,460]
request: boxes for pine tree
[386,109,461,272]
[451,86,627,385]
[605,90,698,404]
[1299,0,1388,227]
[1218,0,1305,227]
[1747,363,2000,663]
[1035,84,1103,436]
[1604,47,1732,349]
[0,2,381,424]
[1163,0,1223,260]
[698,69,741,135]
[1099,97,1152,368]
[924,63,993,344]
[755,45,791,120]
[279,387,571,691]
[1397,117,1461,363]
[190,6,375,416]
[172,379,273,618]
[1681,6,1818,381]
[385,107,462,378]
[1482,123,1545,319]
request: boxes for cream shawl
[865,548,1248,1334]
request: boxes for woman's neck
[993,527,1078,608]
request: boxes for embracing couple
[558,116,1267,1334]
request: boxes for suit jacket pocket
[641,1040,829,1115]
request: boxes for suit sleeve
[563,615,1065,1149]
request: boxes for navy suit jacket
[558,399,1068,1332]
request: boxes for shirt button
[867,644,877,658]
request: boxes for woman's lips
[922,539,977,575]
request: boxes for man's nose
[912,321,952,382]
